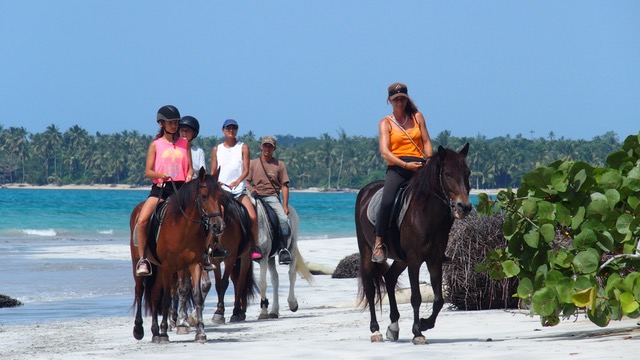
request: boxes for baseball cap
[222,119,238,128]
[388,83,409,101]
[261,136,277,147]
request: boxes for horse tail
[356,261,389,309]
[142,263,160,316]
[232,256,258,301]
[294,248,314,284]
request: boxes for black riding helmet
[179,116,200,139]
[157,105,181,123]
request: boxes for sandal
[371,242,387,263]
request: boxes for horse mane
[166,176,218,221]
[405,155,442,201]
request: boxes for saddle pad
[366,188,410,228]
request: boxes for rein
[166,179,223,234]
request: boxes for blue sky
[1,1,638,141]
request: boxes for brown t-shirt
[247,157,289,196]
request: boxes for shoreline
[0,183,504,195]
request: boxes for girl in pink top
[135,105,193,276]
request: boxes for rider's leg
[261,195,291,264]
[135,196,160,276]
[239,194,261,259]
[372,169,405,263]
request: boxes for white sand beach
[0,237,638,360]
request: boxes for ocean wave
[97,229,114,235]
[21,228,57,237]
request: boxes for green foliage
[0,124,626,189]
[477,132,640,327]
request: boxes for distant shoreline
[1,183,504,195]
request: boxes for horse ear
[198,167,206,180]
[460,143,470,157]
[438,145,447,160]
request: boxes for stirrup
[371,243,387,263]
[278,248,291,265]
[136,258,152,276]
[202,254,216,271]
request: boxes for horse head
[197,167,225,236]
[437,143,472,219]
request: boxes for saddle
[366,184,410,229]
[133,201,169,265]
[256,197,287,258]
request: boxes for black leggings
[374,165,414,237]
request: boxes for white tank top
[216,141,246,196]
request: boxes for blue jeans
[261,195,291,240]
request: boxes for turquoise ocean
[0,188,478,325]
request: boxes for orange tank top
[387,115,424,165]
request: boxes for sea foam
[21,228,57,237]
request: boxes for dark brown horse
[209,191,257,324]
[129,168,224,343]
[355,144,472,344]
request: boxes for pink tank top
[153,137,190,183]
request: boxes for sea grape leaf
[573,249,600,274]
[532,287,557,316]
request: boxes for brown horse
[170,192,257,328]
[209,191,257,324]
[355,144,472,344]
[129,168,224,343]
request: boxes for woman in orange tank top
[372,83,434,263]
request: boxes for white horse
[253,199,313,319]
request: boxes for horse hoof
[268,313,279,319]
[371,331,383,342]
[152,335,169,344]
[230,315,242,323]
[133,326,144,340]
[176,325,189,335]
[212,314,225,325]
[386,322,399,342]
[195,333,207,343]
[412,336,427,345]
[289,301,299,313]
[258,313,269,320]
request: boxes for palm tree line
[0,124,623,190]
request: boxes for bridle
[433,158,465,216]
[166,179,224,236]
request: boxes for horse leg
[258,257,271,320]
[189,264,206,342]
[231,257,250,322]
[286,246,298,312]
[190,270,210,327]
[408,262,427,345]
[212,263,229,324]
[133,277,145,340]
[384,261,407,342]
[157,272,172,343]
[357,237,383,341]
[419,260,444,332]
[268,256,280,318]
[168,286,178,331]
[176,271,191,334]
